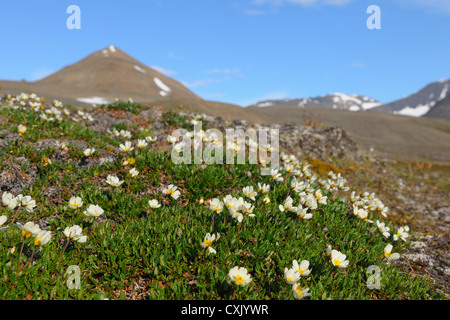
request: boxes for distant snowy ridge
[251,93,381,112]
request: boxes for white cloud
[181,78,220,88]
[151,65,177,76]
[395,0,450,15]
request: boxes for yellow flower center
[286,277,293,282]
[22,230,32,238]
[204,239,212,248]
[34,237,41,246]
[298,268,305,275]
[295,286,304,297]
[385,251,391,258]
[333,259,341,267]
[235,275,245,285]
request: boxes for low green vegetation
[0,95,443,300]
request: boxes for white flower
[292,283,311,300]
[223,195,237,209]
[228,266,252,286]
[257,183,270,194]
[393,226,409,242]
[105,175,124,187]
[270,169,283,182]
[243,186,257,201]
[296,205,312,220]
[68,196,83,210]
[384,244,400,262]
[162,184,181,200]
[229,208,244,223]
[315,189,327,205]
[209,198,224,214]
[83,204,104,217]
[33,230,52,247]
[292,259,311,277]
[137,139,148,149]
[263,197,270,205]
[279,196,297,213]
[52,100,63,108]
[20,221,41,238]
[119,130,132,139]
[17,124,27,135]
[63,225,87,243]
[331,249,349,268]
[241,201,255,217]
[376,220,390,238]
[302,194,318,210]
[56,140,68,151]
[17,195,36,213]
[0,215,7,226]
[129,168,139,178]
[148,199,161,209]
[145,136,157,143]
[326,245,332,257]
[84,148,96,157]
[119,141,134,153]
[200,233,219,254]
[167,135,177,144]
[284,267,301,285]
[2,192,18,210]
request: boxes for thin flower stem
[286,218,297,241]
[57,239,70,266]
[25,248,36,270]
[236,222,242,239]
[16,241,25,273]
[10,206,21,224]
[226,218,232,243]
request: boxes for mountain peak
[33,46,201,104]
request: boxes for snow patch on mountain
[77,96,110,105]
[154,77,171,96]
[394,104,431,117]
[134,65,146,73]
[257,101,274,107]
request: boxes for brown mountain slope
[0,45,260,121]
[250,106,450,164]
[35,45,201,104]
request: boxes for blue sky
[1,0,449,106]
